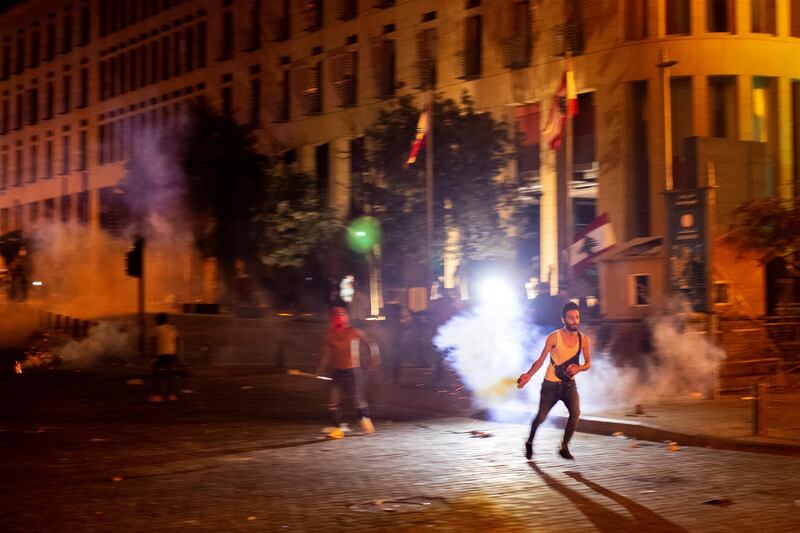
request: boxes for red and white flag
[404,110,429,167]
[568,213,616,275]
[543,67,578,150]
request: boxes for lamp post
[656,48,678,191]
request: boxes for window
[0,99,7,133]
[77,191,88,225]
[44,198,55,222]
[0,153,7,190]
[338,0,357,20]
[333,50,357,107]
[61,74,72,113]
[249,77,261,127]
[278,68,290,121]
[666,0,690,35]
[45,139,53,178]
[248,1,262,50]
[713,281,730,305]
[45,19,56,60]
[753,77,776,144]
[62,13,74,54]
[304,1,323,32]
[350,137,365,200]
[303,61,322,114]
[1,44,10,79]
[792,0,800,37]
[79,68,88,108]
[625,0,648,40]
[184,27,195,71]
[197,21,207,67]
[30,30,40,68]
[61,135,70,175]
[14,93,22,130]
[315,142,330,203]
[29,202,38,226]
[29,145,37,182]
[372,39,395,99]
[26,88,38,125]
[515,103,540,178]
[79,5,91,46]
[708,76,737,139]
[708,0,733,33]
[139,46,148,86]
[14,149,23,186]
[45,81,53,118]
[0,208,7,233]
[276,0,291,41]
[220,10,234,59]
[79,130,87,170]
[752,0,776,34]
[462,15,482,79]
[503,0,531,69]
[60,195,71,222]
[562,0,584,54]
[150,41,160,83]
[15,34,25,75]
[629,274,650,306]
[416,29,436,89]
[130,50,138,90]
[173,33,182,77]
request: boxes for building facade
[1,0,799,314]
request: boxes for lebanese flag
[568,213,616,275]
[543,67,578,150]
[404,110,429,167]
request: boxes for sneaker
[360,417,375,434]
[167,394,178,401]
[327,428,345,439]
[525,441,533,460]
[321,426,339,434]
[559,447,575,460]
[339,423,352,433]
[148,394,164,403]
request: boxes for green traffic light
[346,216,381,254]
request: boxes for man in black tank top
[517,302,592,460]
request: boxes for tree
[177,102,270,306]
[365,92,515,286]
[256,165,340,269]
[726,197,800,265]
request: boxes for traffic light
[126,238,143,277]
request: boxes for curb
[551,414,800,457]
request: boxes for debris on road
[703,498,732,506]
[110,475,124,482]
[126,378,144,386]
[469,430,493,438]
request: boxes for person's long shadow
[529,462,688,533]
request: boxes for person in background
[317,307,380,436]
[149,313,181,403]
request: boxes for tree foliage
[257,166,340,268]
[365,92,515,285]
[727,197,800,264]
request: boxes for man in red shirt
[317,307,381,435]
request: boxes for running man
[517,301,591,460]
[317,307,381,436]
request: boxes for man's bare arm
[517,332,556,389]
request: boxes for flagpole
[425,89,434,300]
[564,52,574,293]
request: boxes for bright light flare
[14,361,22,374]
[475,277,520,314]
[31,281,43,286]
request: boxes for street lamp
[656,48,678,191]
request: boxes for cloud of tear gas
[0,303,40,348]
[55,321,135,368]
[435,296,726,421]
[27,119,203,320]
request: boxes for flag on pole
[567,213,616,276]
[543,66,578,150]
[404,110,429,167]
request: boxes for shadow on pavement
[528,462,688,533]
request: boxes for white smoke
[55,321,135,368]
[435,296,726,419]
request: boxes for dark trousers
[329,368,369,426]
[527,380,581,448]
[152,355,178,396]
